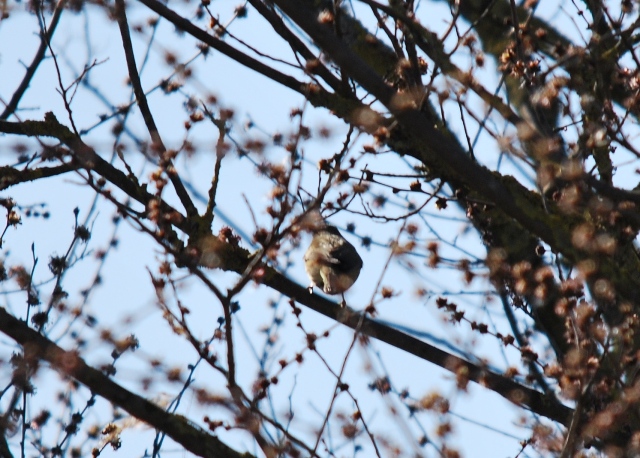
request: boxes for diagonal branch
[246,0,346,94]
[1,0,67,120]
[114,0,197,218]
[271,0,640,314]
[0,164,77,191]
[262,268,574,426]
[0,307,252,458]
[0,115,188,234]
[136,0,305,94]
[189,236,573,426]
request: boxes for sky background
[0,1,627,456]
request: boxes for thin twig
[1,0,67,120]
[114,0,197,218]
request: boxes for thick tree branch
[272,0,640,315]
[0,115,188,234]
[0,164,77,191]
[136,0,305,94]
[265,265,573,426]
[0,307,253,458]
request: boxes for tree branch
[0,115,188,234]
[0,307,253,458]
[0,0,66,120]
[191,238,574,426]
[271,0,640,316]
[0,164,77,191]
[263,268,574,427]
[136,0,305,94]
[114,0,197,218]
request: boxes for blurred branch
[447,0,640,124]
[0,164,77,191]
[0,0,66,120]
[0,307,254,458]
[246,0,346,94]
[0,114,187,233]
[360,0,523,125]
[137,0,305,94]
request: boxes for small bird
[304,223,363,306]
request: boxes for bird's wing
[327,242,363,272]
